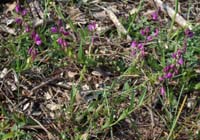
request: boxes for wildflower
[15,18,22,24]
[22,9,28,16]
[160,87,166,96]
[137,43,144,50]
[57,37,68,48]
[147,35,153,41]
[172,53,177,59]
[184,28,194,38]
[57,37,63,46]
[140,29,145,36]
[151,11,158,21]
[178,57,184,65]
[15,4,21,13]
[163,65,170,73]
[51,26,58,33]
[140,27,150,36]
[59,26,69,36]
[88,22,96,31]
[28,47,37,60]
[25,25,30,32]
[31,32,42,46]
[57,19,63,26]
[131,41,137,48]
[34,34,42,45]
[62,40,68,48]
[154,28,159,37]
[164,72,173,79]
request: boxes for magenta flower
[154,28,159,37]
[34,34,42,45]
[25,25,30,32]
[184,28,194,38]
[147,35,153,41]
[59,26,69,36]
[172,53,177,59]
[57,37,63,46]
[22,9,28,16]
[151,11,158,21]
[88,22,96,31]
[15,18,22,24]
[178,57,184,65]
[62,40,68,48]
[28,47,37,60]
[140,27,150,36]
[57,19,63,26]
[51,26,58,33]
[163,65,170,72]
[131,41,137,48]
[164,72,173,79]
[57,37,68,48]
[140,29,145,36]
[137,43,144,50]
[31,32,42,45]
[15,4,21,13]
[160,87,166,96]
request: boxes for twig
[153,0,192,29]
[30,115,55,140]
[96,4,132,41]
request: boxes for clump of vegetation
[0,0,199,139]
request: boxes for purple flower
[137,43,144,50]
[151,11,158,21]
[25,25,30,32]
[57,19,63,26]
[62,31,69,36]
[163,65,170,72]
[15,4,21,13]
[131,41,137,48]
[184,28,194,38]
[57,37,63,46]
[140,29,145,36]
[62,40,68,48]
[172,53,177,59]
[51,26,58,33]
[57,37,68,48]
[178,57,184,65]
[159,76,164,81]
[88,22,96,31]
[22,9,28,16]
[140,27,150,36]
[147,35,153,41]
[15,18,22,24]
[31,33,42,45]
[28,47,37,60]
[34,34,42,45]
[160,87,166,96]
[154,28,159,37]
[170,64,175,69]
[59,26,69,36]
[164,72,173,79]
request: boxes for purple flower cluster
[88,22,96,31]
[15,4,28,16]
[28,46,38,61]
[131,27,159,57]
[50,20,69,49]
[31,31,42,46]
[131,41,145,56]
[159,28,194,96]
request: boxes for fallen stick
[153,0,192,29]
[96,4,132,41]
